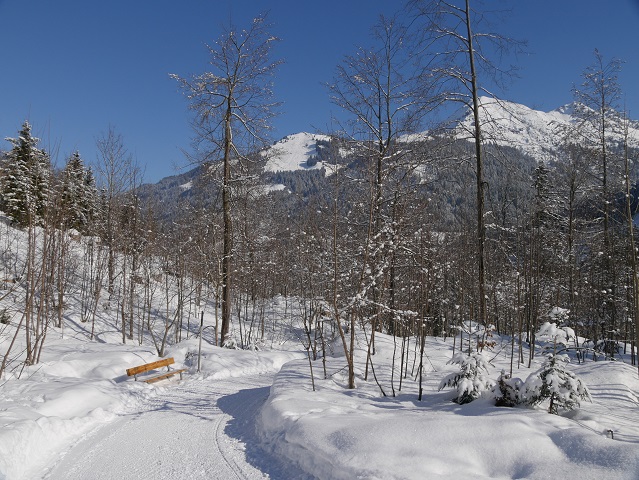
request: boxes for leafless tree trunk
[327,15,430,388]
[572,50,624,355]
[95,126,134,300]
[172,13,281,346]
[622,113,639,371]
[410,0,524,329]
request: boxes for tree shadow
[217,387,315,479]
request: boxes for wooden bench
[126,357,186,384]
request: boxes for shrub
[493,370,523,407]
[523,352,591,414]
[522,321,591,414]
[439,352,494,404]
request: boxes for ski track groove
[213,408,246,480]
[153,375,269,480]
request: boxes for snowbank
[258,335,639,479]
[0,341,154,479]
[0,328,303,480]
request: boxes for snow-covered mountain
[265,99,639,178]
[455,97,639,161]
[263,132,331,173]
[138,98,639,209]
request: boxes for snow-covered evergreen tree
[1,121,51,226]
[58,151,98,233]
[523,320,591,414]
[82,167,99,232]
[439,352,494,404]
[493,370,523,407]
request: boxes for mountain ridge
[454,96,639,161]
[138,98,639,210]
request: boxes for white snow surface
[1,217,639,479]
[455,97,639,161]
[263,132,331,174]
[179,181,193,191]
[260,335,639,480]
[0,331,305,480]
[2,310,639,479]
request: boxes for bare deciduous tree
[171,13,282,345]
[410,0,524,330]
[327,14,433,389]
[572,50,624,353]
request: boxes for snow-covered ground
[0,322,305,480]
[45,372,308,480]
[261,334,639,479]
[2,312,638,479]
[1,221,638,479]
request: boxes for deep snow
[0,328,305,480]
[0,221,638,479]
[260,334,639,479]
[2,311,638,479]
[45,373,309,480]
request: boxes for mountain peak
[455,97,639,159]
[264,132,331,173]
[552,102,578,116]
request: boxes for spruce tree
[438,351,494,404]
[1,121,51,226]
[59,151,97,233]
[523,321,591,414]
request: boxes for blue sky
[1,0,638,183]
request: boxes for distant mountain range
[137,98,639,216]
[453,97,639,160]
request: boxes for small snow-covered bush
[222,336,240,349]
[493,370,523,407]
[523,320,591,414]
[245,341,263,351]
[439,352,494,404]
[537,320,574,348]
[523,353,591,414]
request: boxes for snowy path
[43,374,309,480]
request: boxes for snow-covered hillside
[137,97,639,207]
[263,132,331,173]
[455,97,639,160]
[136,97,639,206]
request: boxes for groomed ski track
[43,374,310,480]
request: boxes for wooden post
[198,310,204,373]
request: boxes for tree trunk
[220,98,233,346]
[465,0,487,328]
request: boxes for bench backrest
[126,357,175,377]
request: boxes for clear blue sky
[1,0,638,183]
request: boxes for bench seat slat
[143,369,187,384]
[126,357,175,377]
